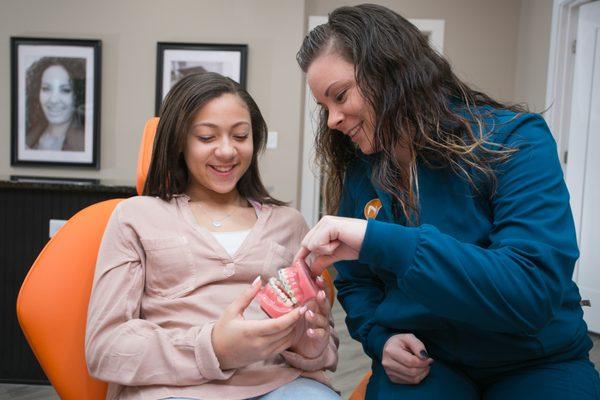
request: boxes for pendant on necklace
[212,221,223,227]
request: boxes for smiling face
[184,93,254,197]
[307,51,376,154]
[39,65,75,126]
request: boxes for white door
[566,1,600,333]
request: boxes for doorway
[562,0,600,332]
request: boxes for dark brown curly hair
[297,4,525,222]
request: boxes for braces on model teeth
[256,258,320,318]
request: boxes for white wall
[513,0,554,112]
[0,0,306,204]
[1,0,557,205]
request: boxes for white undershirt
[209,204,258,256]
[211,229,251,256]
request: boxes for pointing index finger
[294,246,310,263]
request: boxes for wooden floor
[2,302,599,399]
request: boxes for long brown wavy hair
[297,4,525,222]
[143,72,285,206]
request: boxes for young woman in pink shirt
[85,72,339,400]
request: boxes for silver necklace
[196,203,238,228]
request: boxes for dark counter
[0,175,136,194]
[0,175,136,384]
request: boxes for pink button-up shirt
[85,195,338,400]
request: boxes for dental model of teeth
[256,258,320,318]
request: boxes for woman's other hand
[290,276,332,359]
[296,216,367,275]
[382,333,434,385]
[212,276,306,370]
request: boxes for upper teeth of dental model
[256,257,320,318]
[268,277,295,307]
[278,269,298,304]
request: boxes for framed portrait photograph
[155,42,248,115]
[10,37,102,168]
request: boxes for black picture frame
[10,37,102,169]
[155,42,248,116]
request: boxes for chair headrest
[136,117,160,195]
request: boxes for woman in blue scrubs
[296,4,600,399]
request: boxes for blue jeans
[252,377,339,399]
[165,377,340,400]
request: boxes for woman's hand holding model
[290,276,332,359]
[212,276,306,370]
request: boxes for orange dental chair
[16,117,341,399]
[15,117,161,399]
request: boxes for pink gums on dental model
[256,258,320,318]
